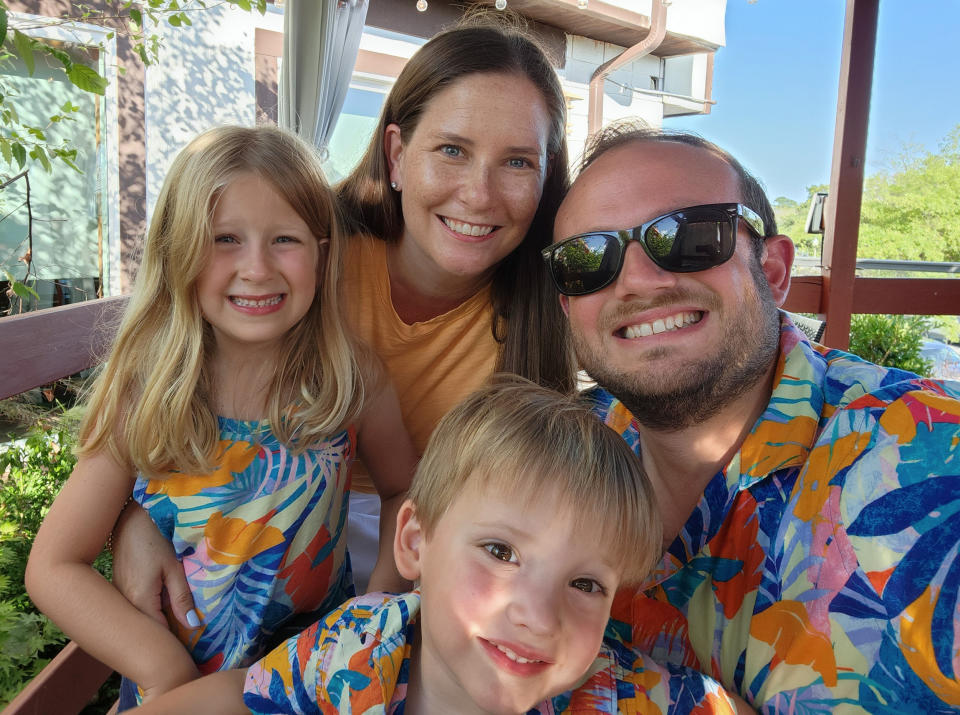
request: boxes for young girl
[24,125,415,704]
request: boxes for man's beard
[574,261,781,431]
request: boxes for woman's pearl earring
[390,181,399,191]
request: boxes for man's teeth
[495,643,542,664]
[623,311,702,339]
[231,295,282,308]
[442,217,495,237]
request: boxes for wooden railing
[2,296,125,715]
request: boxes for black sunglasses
[542,203,765,296]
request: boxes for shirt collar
[731,312,828,492]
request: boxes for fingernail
[186,609,201,628]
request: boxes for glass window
[0,40,105,312]
[323,82,389,182]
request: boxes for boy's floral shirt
[243,591,739,714]
[589,314,960,712]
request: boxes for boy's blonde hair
[80,125,367,478]
[408,376,662,585]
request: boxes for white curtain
[279,0,369,159]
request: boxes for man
[543,122,960,712]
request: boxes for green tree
[774,126,960,266]
[857,127,960,263]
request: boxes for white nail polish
[186,609,200,628]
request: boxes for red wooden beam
[784,275,960,323]
[4,642,112,715]
[851,278,960,315]
[819,0,879,349]
[0,296,126,400]
[782,276,823,315]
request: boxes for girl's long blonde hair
[80,125,366,478]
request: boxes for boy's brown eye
[484,542,517,563]
[571,577,603,594]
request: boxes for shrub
[848,314,933,376]
[0,424,114,708]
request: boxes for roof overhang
[479,0,720,55]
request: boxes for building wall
[143,4,269,227]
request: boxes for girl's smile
[228,293,285,312]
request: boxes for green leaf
[66,64,107,95]
[0,5,8,47]
[11,142,25,168]
[168,13,181,26]
[44,45,72,71]
[52,148,81,173]
[179,12,192,26]
[234,0,252,11]
[29,145,51,172]
[0,140,11,166]
[11,281,38,300]
[13,31,35,77]
[129,7,142,30]
[27,126,45,141]
[60,100,78,113]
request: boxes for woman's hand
[112,502,199,628]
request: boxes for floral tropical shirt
[243,591,739,714]
[590,313,960,712]
[133,417,356,673]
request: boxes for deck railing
[2,296,125,715]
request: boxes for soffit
[482,0,719,55]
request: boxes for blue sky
[668,1,960,202]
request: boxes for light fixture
[577,0,588,7]
[495,0,507,8]
[416,0,427,10]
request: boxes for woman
[110,15,574,648]
[336,19,575,586]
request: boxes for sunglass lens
[551,234,619,295]
[647,210,733,271]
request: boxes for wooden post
[819,0,879,349]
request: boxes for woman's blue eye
[275,235,299,244]
[508,158,530,169]
[440,145,462,157]
[484,542,517,563]
[571,577,604,594]
[214,234,237,244]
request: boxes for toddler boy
[138,378,741,713]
